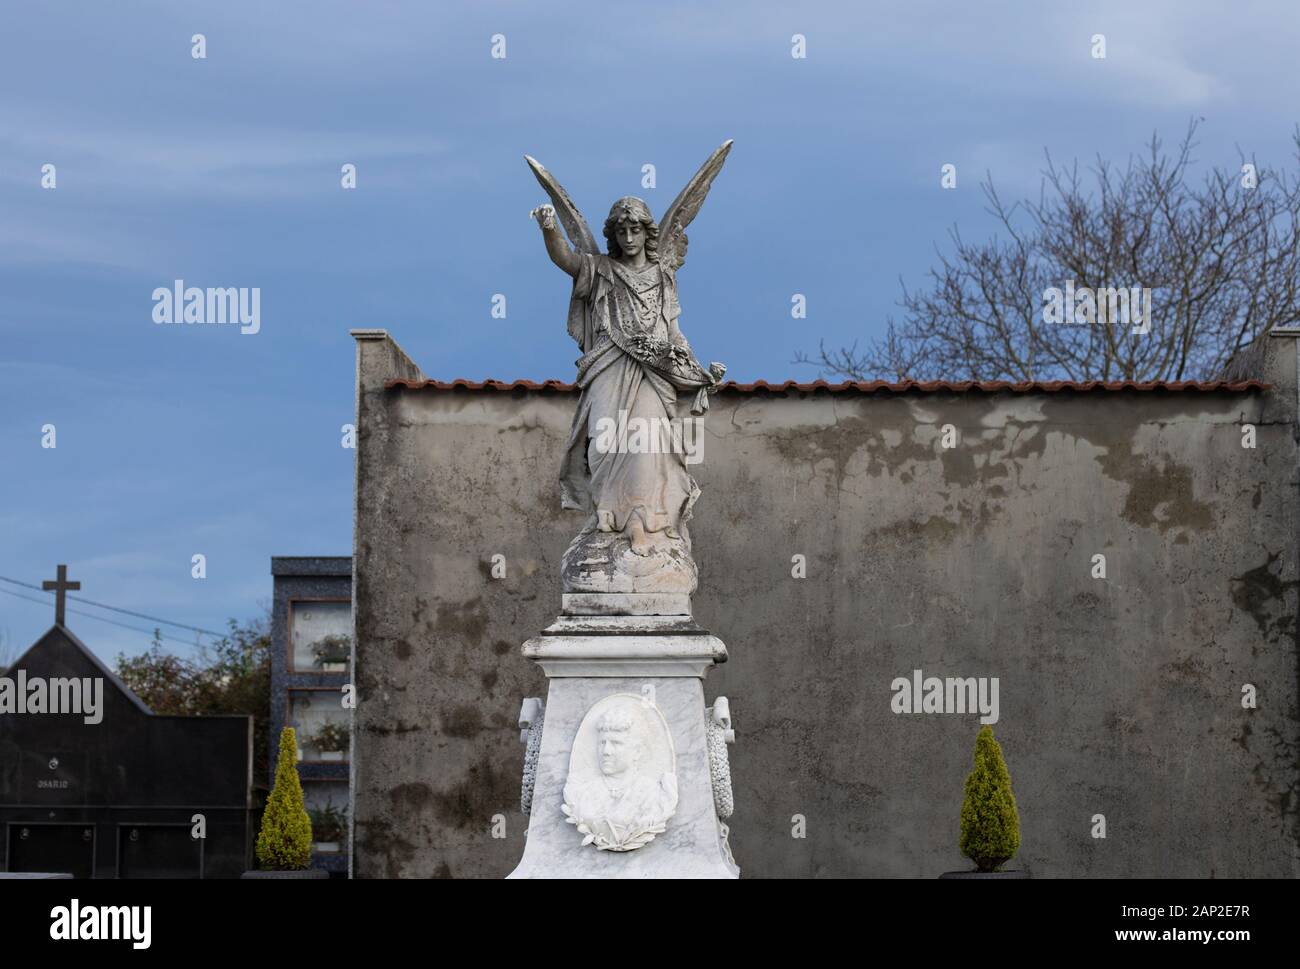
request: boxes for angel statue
[526,140,732,596]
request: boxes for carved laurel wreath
[520,707,545,816]
[706,714,734,819]
[560,802,667,852]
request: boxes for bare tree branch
[799,121,1300,382]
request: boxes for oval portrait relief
[561,693,678,851]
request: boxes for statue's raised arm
[526,155,598,278]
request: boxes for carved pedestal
[509,594,739,879]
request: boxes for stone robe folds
[559,253,715,541]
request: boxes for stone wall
[350,328,1300,878]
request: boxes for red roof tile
[385,377,1268,394]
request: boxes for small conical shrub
[256,726,313,870]
[959,725,1021,872]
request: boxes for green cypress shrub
[255,726,313,870]
[959,725,1021,872]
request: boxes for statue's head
[604,196,658,262]
[595,705,645,777]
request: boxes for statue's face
[615,219,646,259]
[598,730,637,775]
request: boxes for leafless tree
[798,121,1300,382]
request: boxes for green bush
[308,800,348,843]
[255,726,313,870]
[959,725,1021,872]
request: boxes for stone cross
[43,564,80,626]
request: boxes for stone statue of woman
[527,141,731,596]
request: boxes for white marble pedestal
[509,595,739,879]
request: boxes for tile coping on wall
[383,378,1270,394]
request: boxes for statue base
[560,528,698,596]
[509,600,739,879]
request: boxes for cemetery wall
[350,329,1300,878]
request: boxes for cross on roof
[43,564,80,626]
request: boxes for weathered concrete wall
[352,329,1300,878]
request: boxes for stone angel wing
[659,139,733,272]
[525,154,600,255]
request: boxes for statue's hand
[530,204,558,231]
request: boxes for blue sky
[2,0,1297,662]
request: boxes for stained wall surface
[350,328,1300,878]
